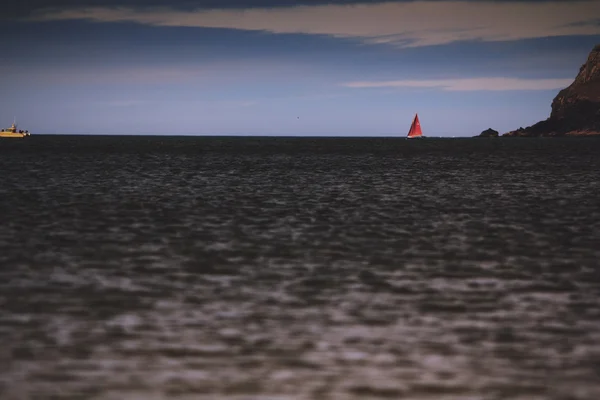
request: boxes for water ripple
[1,136,600,399]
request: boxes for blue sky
[1,0,600,136]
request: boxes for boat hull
[0,132,28,138]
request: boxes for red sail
[407,113,423,138]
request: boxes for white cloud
[342,77,573,91]
[29,1,600,47]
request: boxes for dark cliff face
[505,45,600,137]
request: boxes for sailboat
[407,113,423,139]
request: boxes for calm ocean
[1,135,600,400]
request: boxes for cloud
[2,60,312,86]
[29,1,600,47]
[342,77,574,91]
[4,66,209,85]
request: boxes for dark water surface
[1,136,600,400]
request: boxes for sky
[1,0,600,136]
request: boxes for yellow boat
[0,120,31,138]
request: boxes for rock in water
[504,44,600,137]
[477,128,499,137]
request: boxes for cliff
[504,44,600,137]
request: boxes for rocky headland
[476,128,499,138]
[504,44,600,137]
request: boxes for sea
[1,135,599,400]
